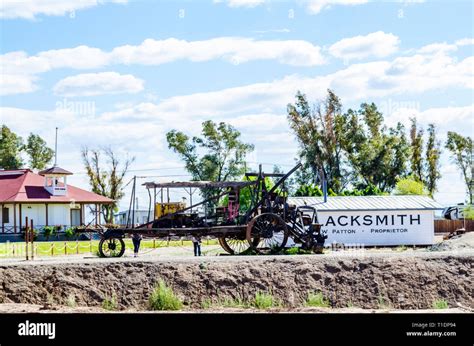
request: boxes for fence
[0,237,216,259]
[434,219,474,233]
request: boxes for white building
[288,195,443,246]
[0,166,113,239]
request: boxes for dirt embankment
[0,252,472,311]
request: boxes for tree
[340,103,410,192]
[393,177,428,195]
[445,132,473,204]
[166,120,254,182]
[25,133,54,170]
[81,147,135,223]
[425,124,441,196]
[0,125,23,169]
[287,89,347,193]
[409,117,424,182]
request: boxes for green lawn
[0,238,219,257]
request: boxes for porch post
[13,203,17,233]
[19,203,22,232]
[45,203,49,226]
[1,203,4,233]
[80,204,83,225]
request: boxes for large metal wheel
[246,213,288,254]
[99,237,126,258]
[218,236,260,255]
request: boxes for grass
[66,294,76,308]
[306,291,330,308]
[102,293,118,311]
[0,238,219,257]
[149,280,183,311]
[252,291,280,309]
[432,299,449,309]
[377,295,391,309]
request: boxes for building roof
[0,169,113,204]
[39,166,73,176]
[287,195,443,211]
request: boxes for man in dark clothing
[132,232,142,257]
[191,235,201,256]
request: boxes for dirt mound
[0,253,472,311]
[429,232,474,252]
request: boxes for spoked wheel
[246,213,288,254]
[218,236,259,255]
[99,237,126,258]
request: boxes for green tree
[81,147,135,223]
[409,117,424,182]
[425,124,441,196]
[287,89,347,193]
[393,177,428,195]
[0,125,23,169]
[445,132,473,204]
[166,120,254,182]
[25,133,54,170]
[340,103,410,192]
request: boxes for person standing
[191,235,202,256]
[132,232,142,257]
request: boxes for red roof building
[0,168,113,234]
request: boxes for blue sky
[0,0,473,210]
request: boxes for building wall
[317,209,434,246]
[1,203,73,230]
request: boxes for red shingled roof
[0,169,113,203]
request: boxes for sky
[0,0,473,211]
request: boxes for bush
[149,280,183,311]
[393,177,428,196]
[64,227,76,239]
[20,227,38,241]
[252,291,279,309]
[102,294,118,311]
[42,226,57,240]
[432,299,449,309]
[306,291,330,307]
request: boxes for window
[2,207,9,223]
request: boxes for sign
[318,210,434,246]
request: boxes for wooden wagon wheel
[218,235,259,255]
[246,213,288,254]
[99,237,126,258]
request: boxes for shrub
[432,299,449,309]
[149,280,183,311]
[102,294,118,311]
[64,227,76,239]
[252,291,279,309]
[66,294,76,308]
[20,227,38,241]
[42,226,57,240]
[306,291,330,307]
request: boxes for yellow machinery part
[155,202,186,219]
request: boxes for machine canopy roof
[142,180,257,189]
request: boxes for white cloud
[111,37,324,66]
[53,72,144,97]
[0,0,127,20]
[1,37,324,95]
[329,31,400,60]
[307,0,368,14]
[226,0,266,8]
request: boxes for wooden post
[45,203,48,226]
[30,219,34,260]
[153,238,156,248]
[76,239,79,254]
[51,244,54,256]
[13,203,16,233]
[1,203,4,233]
[25,216,29,261]
[65,242,67,255]
[19,204,22,232]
